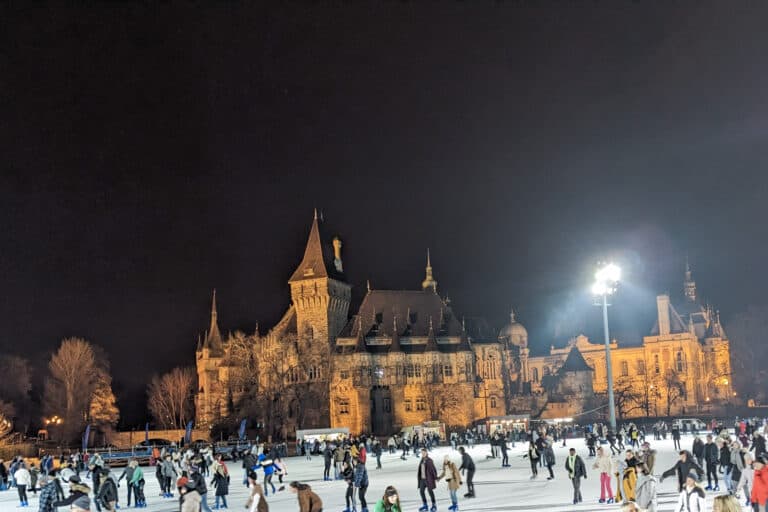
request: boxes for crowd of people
[1,417,768,512]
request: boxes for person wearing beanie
[752,454,768,511]
[53,477,92,510]
[661,451,704,493]
[96,467,118,512]
[675,472,706,512]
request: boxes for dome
[501,309,528,347]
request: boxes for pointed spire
[367,279,371,292]
[203,289,223,355]
[510,308,517,323]
[684,258,697,302]
[313,207,318,220]
[421,249,438,292]
[289,210,345,282]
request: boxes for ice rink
[1,436,753,511]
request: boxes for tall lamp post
[592,263,621,433]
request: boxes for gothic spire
[289,210,345,282]
[421,248,438,292]
[203,289,224,355]
[684,259,697,302]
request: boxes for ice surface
[1,436,752,511]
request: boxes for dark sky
[2,3,767,426]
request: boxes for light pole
[592,263,621,433]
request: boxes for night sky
[3,3,767,426]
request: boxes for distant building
[195,215,733,437]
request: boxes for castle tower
[684,260,697,303]
[196,289,225,424]
[288,211,351,344]
[421,249,438,292]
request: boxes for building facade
[195,215,733,437]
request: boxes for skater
[704,434,720,491]
[621,450,639,503]
[692,436,705,468]
[499,435,509,467]
[674,473,706,512]
[288,481,323,512]
[342,460,355,512]
[161,454,177,498]
[245,471,268,512]
[752,454,768,512]
[38,475,59,512]
[353,455,369,512]
[212,461,230,509]
[712,494,741,512]
[129,460,147,508]
[457,447,475,499]
[661,450,703,493]
[117,458,136,507]
[178,477,202,512]
[190,464,212,512]
[374,441,383,470]
[437,455,462,511]
[14,461,31,507]
[526,440,539,479]
[592,446,615,504]
[373,486,400,512]
[53,475,92,509]
[257,452,277,496]
[607,430,620,456]
[718,439,733,494]
[543,439,556,480]
[564,448,586,505]
[640,442,657,474]
[323,446,333,481]
[96,467,118,512]
[672,424,682,451]
[416,448,438,512]
[635,462,658,512]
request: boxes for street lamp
[592,262,621,433]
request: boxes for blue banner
[82,424,91,452]
[145,422,149,442]
[184,420,194,444]
[238,419,247,440]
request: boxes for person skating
[751,454,768,512]
[38,475,59,512]
[117,459,136,507]
[161,454,177,498]
[96,468,118,512]
[190,464,212,512]
[373,486,400,512]
[437,455,462,511]
[14,461,31,507]
[592,446,615,504]
[674,472,706,512]
[245,471,268,512]
[543,439,556,480]
[457,447,475,499]
[288,481,322,512]
[635,462,658,512]
[526,440,539,479]
[704,434,720,491]
[564,448,586,505]
[128,460,147,508]
[672,424,682,451]
[257,452,277,496]
[499,436,509,468]
[211,462,229,509]
[712,494,742,512]
[661,450,704,493]
[53,475,92,509]
[621,450,639,503]
[178,477,202,512]
[416,448,438,512]
[692,436,705,468]
[353,455,369,512]
[640,442,657,474]
[323,446,333,481]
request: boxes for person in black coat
[458,446,475,499]
[692,436,705,467]
[564,448,587,505]
[416,448,438,512]
[703,434,720,490]
[661,450,704,492]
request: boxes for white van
[672,418,707,433]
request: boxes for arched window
[490,396,498,409]
[532,367,540,383]
[676,351,684,372]
[654,354,660,374]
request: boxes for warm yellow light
[723,379,729,385]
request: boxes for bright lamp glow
[592,262,621,296]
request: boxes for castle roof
[202,289,224,356]
[336,289,470,353]
[558,346,593,374]
[289,211,345,283]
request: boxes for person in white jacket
[676,472,707,512]
[735,453,754,507]
[591,446,615,504]
[14,462,31,507]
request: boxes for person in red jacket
[751,455,768,512]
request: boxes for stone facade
[194,215,734,436]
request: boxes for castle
[195,214,733,437]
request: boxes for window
[532,368,539,383]
[490,396,498,409]
[676,351,684,372]
[621,361,629,377]
[654,354,660,374]
[637,360,646,375]
[308,366,321,380]
[416,397,426,411]
[406,364,422,378]
[338,399,350,414]
[404,399,413,412]
[286,367,300,383]
[443,365,453,377]
[383,398,391,413]
[340,370,350,380]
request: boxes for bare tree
[612,376,643,419]
[147,367,196,429]
[0,355,33,432]
[663,370,686,417]
[425,383,465,424]
[45,338,102,440]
